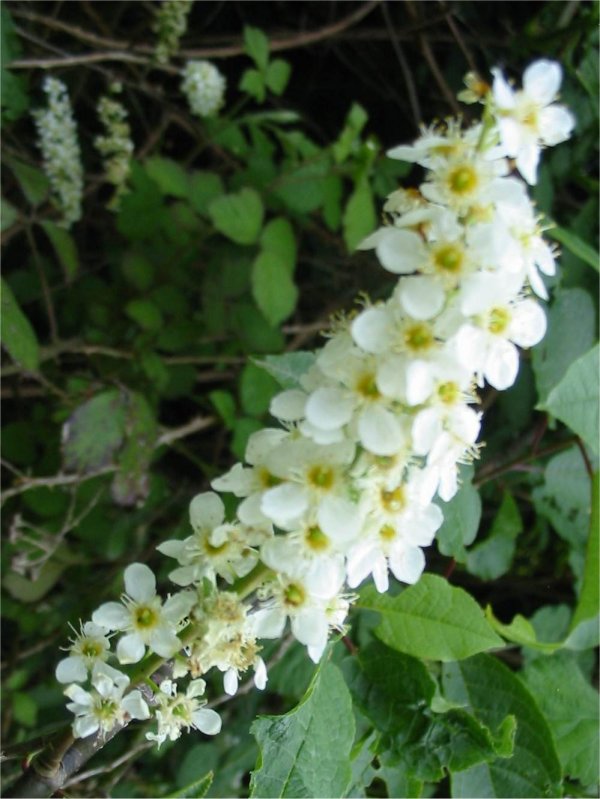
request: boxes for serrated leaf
[542,342,599,454]
[254,351,316,389]
[521,652,599,785]
[547,226,599,271]
[532,288,596,403]
[40,221,78,280]
[252,250,298,326]
[250,660,354,798]
[145,157,189,198]
[343,178,376,252]
[111,392,157,507]
[243,26,270,71]
[466,491,520,580]
[437,466,482,562]
[357,575,503,661]
[208,188,263,245]
[62,389,127,473]
[571,471,599,630]
[0,277,39,370]
[444,655,562,798]
[265,59,291,95]
[259,217,296,274]
[165,771,213,799]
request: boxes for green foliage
[466,492,521,580]
[437,465,482,562]
[250,659,355,798]
[208,188,264,245]
[357,575,503,661]
[1,277,40,370]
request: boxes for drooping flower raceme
[94,85,134,209]
[32,77,83,228]
[58,59,573,748]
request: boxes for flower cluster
[153,0,194,65]
[59,60,573,746]
[181,60,226,118]
[94,85,134,209]
[32,77,83,228]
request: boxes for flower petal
[192,707,222,736]
[189,492,224,532]
[124,563,156,604]
[92,602,130,631]
[116,633,146,664]
[358,406,405,456]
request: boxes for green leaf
[125,298,163,332]
[117,163,164,241]
[250,660,354,798]
[466,492,521,580]
[232,416,263,461]
[62,389,127,472]
[521,651,599,785]
[121,251,155,291]
[239,362,279,416]
[332,102,368,164]
[209,390,237,430]
[240,68,266,102]
[165,772,214,798]
[111,392,157,507]
[1,197,18,231]
[274,160,329,214]
[4,558,67,604]
[342,178,376,252]
[437,466,482,562]
[40,221,78,280]
[188,171,224,215]
[322,175,343,231]
[0,277,40,370]
[243,26,270,71]
[265,59,291,95]
[5,157,49,206]
[145,157,190,198]
[254,350,316,389]
[485,608,561,653]
[532,288,596,403]
[357,574,503,661]
[344,641,514,783]
[444,655,562,798]
[252,250,298,326]
[259,217,296,274]
[571,471,599,630]
[541,342,599,454]
[208,188,264,245]
[547,225,599,271]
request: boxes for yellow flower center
[284,583,306,608]
[433,243,464,274]
[404,323,434,352]
[81,641,103,658]
[356,373,380,399]
[448,164,478,195]
[305,526,330,552]
[134,605,158,628]
[307,465,335,490]
[438,381,460,405]
[379,524,397,541]
[259,468,283,489]
[488,307,511,335]
[380,485,407,513]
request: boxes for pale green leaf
[239,362,279,416]
[250,660,354,798]
[332,102,368,164]
[260,217,296,274]
[208,188,264,245]
[62,389,127,472]
[357,575,503,661]
[437,466,482,562]
[542,343,599,453]
[274,160,328,214]
[571,471,599,630]
[239,68,266,103]
[243,26,270,71]
[145,157,189,198]
[254,351,316,389]
[343,178,376,251]
[521,652,599,786]
[532,288,596,403]
[265,59,291,95]
[485,608,561,653]
[466,492,521,580]
[444,655,562,798]
[252,250,298,326]
[0,277,40,370]
[165,771,213,798]
[40,221,78,280]
[188,171,224,215]
[5,157,49,206]
[1,197,18,231]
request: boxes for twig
[381,2,421,128]
[157,415,216,447]
[61,740,153,789]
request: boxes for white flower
[146,679,221,746]
[56,621,111,683]
[491,59,575,184]
[65,661,149,738]
[92,563,196,664]
[181,60,226,118]
[158,492,270,585]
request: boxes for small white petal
[92,602,130,631]
[305,387,354,431]
[509,300,546,348]
[124,563,156,604]
[73,715,100,738]
[292,608,328,648]
[358,406,404,456]
[397,276,445,320]
[116,633,146,664]
[224,668,238,696]
[377,229,427,274]
[189,492,224,532]
[163,590,196,624]
[523,59,561,106]
[254,657,268,690]
[539,105,575,145]
[485,338,519,390]
[156,539,186,560]
[211,463,255,496]
[317,495,362,544]
[56,656,87,684]
[122,690,150,720]
[149,626,182,658]
[389,545,425,584]
[261,483,308,527]
[270,390,307,421]
[192,707,222,736]
[351,307,391,353]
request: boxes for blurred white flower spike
[59,59,574,746]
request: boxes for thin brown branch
[157,415,216,447]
